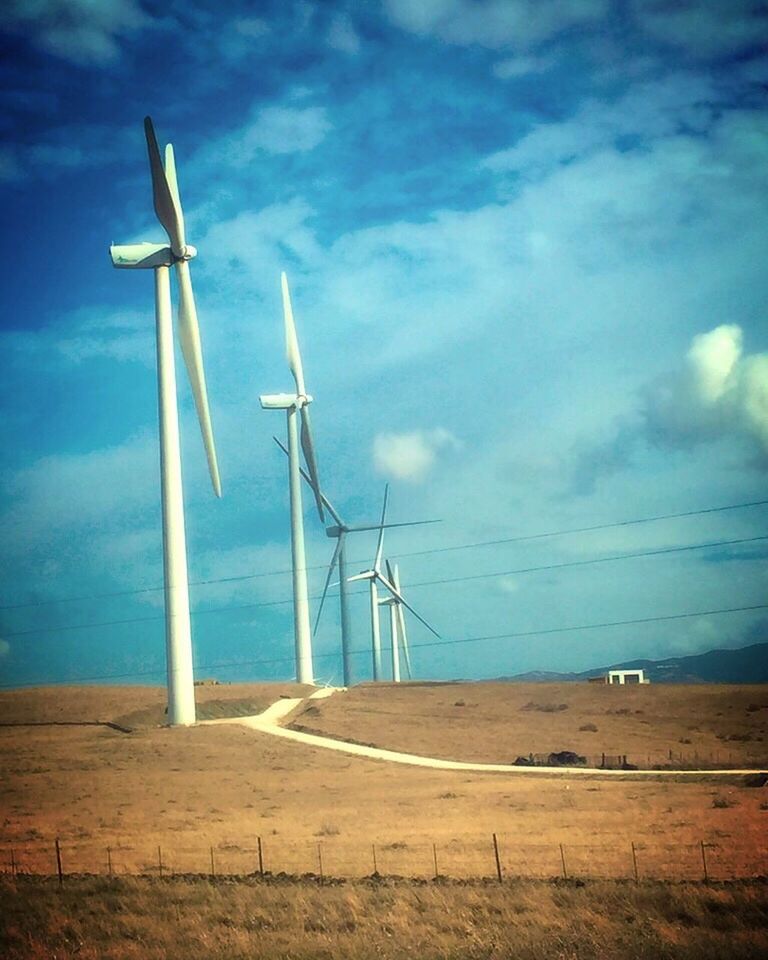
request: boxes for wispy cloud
[383,0,608,50]
[1,0,150,65]
[327,14,361,54]
[373,428,459,483]
[631,0,768,58]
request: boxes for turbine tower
[110,117,221,726]
[385,560,413,681]
[273,440,438,687]
[349,489,440,680]
[260,274,323,684]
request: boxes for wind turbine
[260,274,324,685]
[349,489,440,681]
[110,117,221,727]
[272,440,438,687]
[382,560,414,682]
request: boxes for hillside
[506,641,768,684]
[289,681,768,768]
[1,682,767,882]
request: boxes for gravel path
[201,688,767,778]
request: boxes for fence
[4,834,766,884]
[510,751,767,771]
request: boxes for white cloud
[1,123,139,182]
[0,0,150,65]
[373,428,459,483]
[497,577,519,594]
[327,14,361,54]
[493,54,555,78]
[632,0,768,58]
[384,0,608,50]
[0,639,10,658]
[644,324,768,459]
[212,106,332,163]
[5,307,154,367]
[483,73,716,177]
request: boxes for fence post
[257,836,264,877]
[432,843,439,880]
[10,849,16,877]
[631,842,638,883]
[317,843,324,883]
[210,846,215,879]
[559,843,568,880]
[700,841,709,883]
[157,845,163,880]
[372,843,378,875]
[55,838,63,887]
[107,847,113,878]
[492,833,503,883]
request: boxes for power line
[2,532,766,640]
[2,497,766,612]
[406,534,768,590]
[390,498,768,560]
[1,600,765,690]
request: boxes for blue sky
[1,0,767,690]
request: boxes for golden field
[290,681,768,768]
[2,875,768,960]
[1,682,767,883]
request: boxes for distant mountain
[503,641,768,684]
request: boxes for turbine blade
[176,259,221,497]
[314,533,344,634]
[347,570,373,582]
[282,272,306,396]
[398,605,412,679]
[391,562,412,679]
[299,405,325,523]
[272,436,342,525]
[345,518,440,534]
[376,570,440,639]
[373,484,388,572]
[144,117,185,257]
[163,144,186,248]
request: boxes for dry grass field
[3,875,768,960]
[1,682,767,886]
[289,682,768,769]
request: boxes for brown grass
[0,683,767,883]
[2,875,767,959]
[290,682,768,768]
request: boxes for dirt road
[200,688,767,778]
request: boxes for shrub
[521,702,568,713]
[579,723,598,733]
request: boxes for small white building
[607,669,650,685]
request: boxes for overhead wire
[1,497,766,612]
[2,600,766,690]
[2,532,766,640]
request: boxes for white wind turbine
[110,117,221,727]
[380,560,414,682]
[271,445,439,687]
[348,488,440,681]
[260,274,324,684]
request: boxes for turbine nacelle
[259,392,314,410]
[110,242,198,270]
